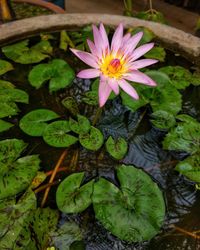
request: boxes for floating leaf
[79,126,104,151]
[0,119,13,132]
[20,109,59,136]
[62,97,79,116]
[175,154,200,183]
[69,115,91,134]
[163,115,200,154]
[93,165,165,242]
[0,100,19,118]
[0,139,40,199]
[50,222,83,250]
[150,110,176,130]
[131,27,155,45]
[56,172,94,213]
[0,79,15,89]
[0,59,13,75]
[2,39,52,64]
[144,46,166,62]
[0,190,37,249]
[29,59,75,93]
[43,120,78,147]
[159,66,193,89]
[105,136,128,160]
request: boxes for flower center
[107,58,122,74]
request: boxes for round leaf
[105,136,128,160]
[56,172,94,213]
[43,120,78,147]
[79,126,103,151]
[19,109,59,136]
[93,165,165,242]
[69,115,91,134]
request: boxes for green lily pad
[28,59,75,93]
[93,165,165,242]
[131,27,155,45]
[144,46,166,62]
[105,136,128,160]
[56,172,94,213]
[43,120,78,147]
[159,66,193,89]
[0,79,15,89]
[175,154,200,183]
[0,190,37,249]
[150,110,176,130]
[2,39,52,64]
[69,115,91,134]
[0,101,19,118]
[79,126,104,151]
[0,139,40,199]
[163,115,200,154]
[62,97,79,116]
[0,59,13,75]
[0,119,14,133]
[19,109,59,136]
[50,222,83,250]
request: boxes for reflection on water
[1,37,200,250]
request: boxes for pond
[0,25,200,249]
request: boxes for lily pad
[175,154,200,183]
[0,79,15,89]
[19,109,59,136]
[43,120,78,147]
[0,119,14,133]
[163,115,200,154]
[93,165,165,242]
[56,172,94,213]
[28,59,75,93]
[79,126,104,151]
[2,39,52,64]
[0,59,13,75]
[105,136,128,160]
[131,27,155,45]
[0,139,40,199]
[144,46,166,62]
[150,110,176,130]
[69,115,91,134]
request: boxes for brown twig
[45,166,68,177]
[41,150,68,207]
[34,180,60,194]
[174,225,200,240]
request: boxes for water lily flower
[70,23,158,107]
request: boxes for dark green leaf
[0,88,29,103]
[150,110,176,130]
[56,172,94,213]
[20,109,59,136]
[43,120,78,147]
[93,165,165,242]
[79,126,104,151]
[62,97,79,116]
[105,136,128,160]
[29,59,75,93]
[69,115,91,134]
[0,59,13,75]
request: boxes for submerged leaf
[150,110,176,130]
[20,109,59,136]
[29,59,75,93]
[56,172,94,213]
[93,165,165,242]
[43,120,78,147]
[105,136,128,160]
[79,126,104,151]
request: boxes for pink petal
[121,32,143,57]
[99,23,110,52]
[99,76,112,107]
[118,79,139,99]
[77,69,100,79]
[70,49,99,68]
[92,25,104,56]
[125,70,157,86]
[87,39,99,57]
[107,78,119,95]
[111,23,124,55]
[128,59,158,70]
[122,33,131,44]
[130,43,154,61]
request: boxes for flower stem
[92,107,103,126]
[34,180,60,194]
[173,225,200,240]
[45,166,68,176]
[41,149,68,207]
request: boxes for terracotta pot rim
[13,0,66,14]
[0,13,200,66]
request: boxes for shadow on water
[1,33,200,250]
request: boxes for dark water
[1,34,200,250]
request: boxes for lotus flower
[70,23,158,107]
